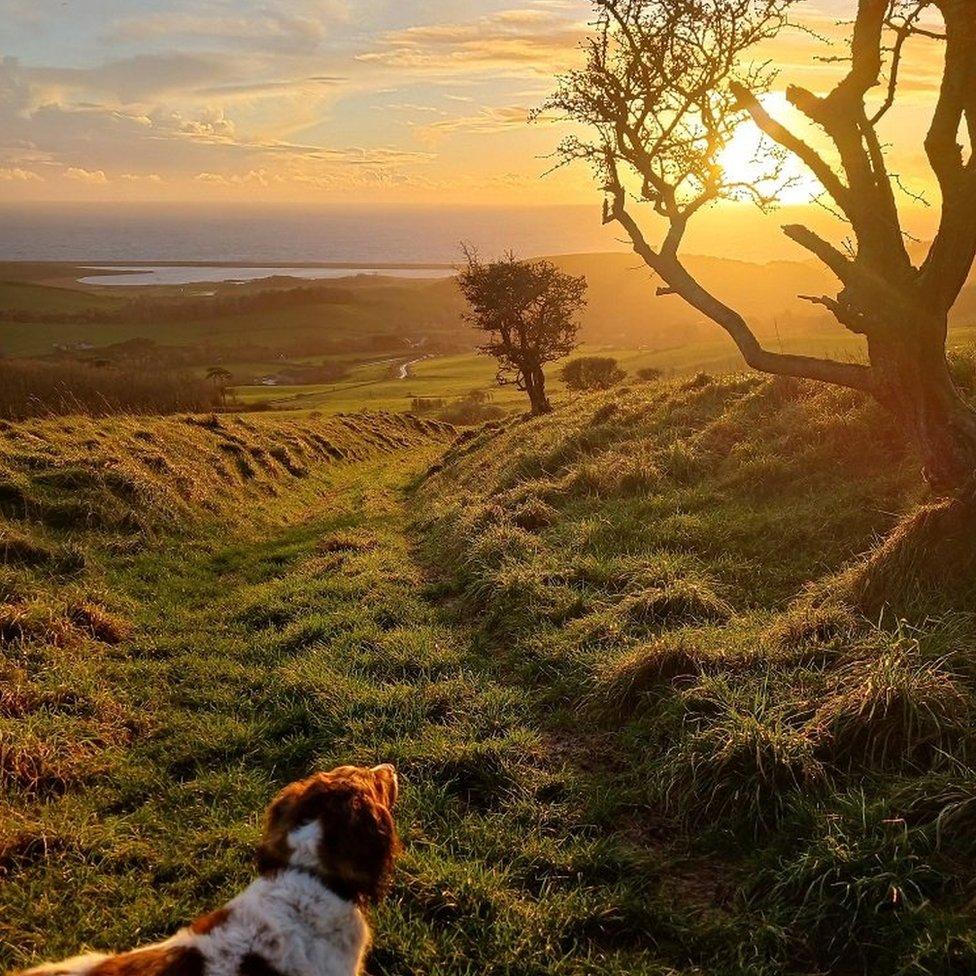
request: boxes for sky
[0,0,951,221]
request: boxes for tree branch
[920,0,976,310]
[606,189,876,395]
[729,80,852,213]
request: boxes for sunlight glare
[718,95,823,204]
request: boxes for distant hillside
[2,255,972,371]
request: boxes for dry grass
[66,603,130,645]
[831,489,976,619]
[764,603,859,655]
[618,580,733,631]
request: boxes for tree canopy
[458,251,587,415]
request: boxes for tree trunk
[869,322,976,490]
[523,366,552,416]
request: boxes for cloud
[195,76,345,99]
[196,169,271,187]
[28,53,242,103]
[420,105,531,134]
[0,0,52,27]
[104,10,329,57]
[100,1,352,57]
[0,166,42,181]
[121,173,164,184]
[65,167,109,184]
[357,5,585,75]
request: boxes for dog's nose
[371,763,399,806]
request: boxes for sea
[0,202,626,285]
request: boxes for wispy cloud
[357,5,585,75]
[0,166,43,181]
[65,167,109,184]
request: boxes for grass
[0,360,219,420]
[0,407,692,976]
[416,371,976,973]
[3,367,976,975]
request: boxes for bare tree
[458,250,587,415]
[543,0,976,488]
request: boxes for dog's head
[256,764,400,905]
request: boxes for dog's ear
[317,784,400,904]
[256,781,303,874]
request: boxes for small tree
[543,0,976,489]
[562,356,627,391]
[206,366,233,406]
[458,250,587,415]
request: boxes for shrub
[0,360,218,419]
[437,391,507,426]
[636,366,663,382]
[411,397,446,413]
[560,357,627,391]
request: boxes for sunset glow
[0,1,948,210]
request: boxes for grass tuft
[590,636,702,720]
[810,642,971,769]
[666,678,825,829]
[67,602,130,645]
[618,580,732,631]
[765,602,858,655]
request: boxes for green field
[2,261,974,427]
[2,370,975,974]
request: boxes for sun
[717,95,823,204]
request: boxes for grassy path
[2,448,689,976]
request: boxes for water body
[78,265,454,287]
[0,202,620,264]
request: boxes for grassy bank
[416,373,976,974]
[3,374,976,975]
[1,409,674,976]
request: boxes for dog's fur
[20,764,400,976]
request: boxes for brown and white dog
[21,764,400,976]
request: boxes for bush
[411,397,446,414]
[636,366,663,382]
[437,390,506,426]
[0,360,218,419]
[560,357,627,391]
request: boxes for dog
[21,764,400,976]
